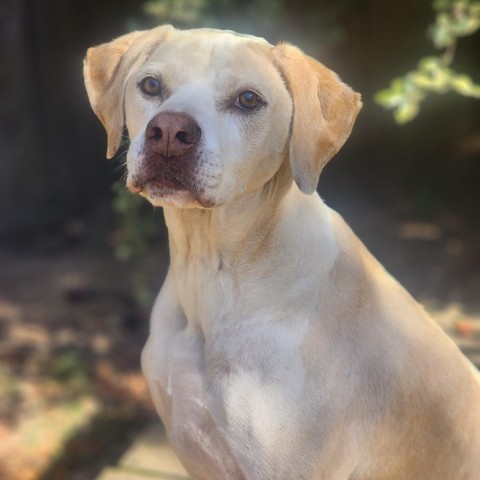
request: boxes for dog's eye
[140,76,162,96]
[236,90,263,110]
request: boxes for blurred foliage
[0,365,21,421]
[112,179,159,262]
[376,0,480,124]
[143,0,208,25]
[143,0,286,29]
[46,351,89,390]
[112,177,163,306]
[141,0,364,50]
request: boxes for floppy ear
[83,25,174,158]
[273,43,362,194]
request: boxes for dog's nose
[145,112,201,158]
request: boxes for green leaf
[418,56,442,71]
[451,16,480,36]
[394,101,421,124]
[433,0,457,12]
[416,58,452,93]
[430,14,455,48]
[143,0,207,24]
[450,74,480,97]
[375,78,408,108]
[410,72,438,89]
[472,2,480,16]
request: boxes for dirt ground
[0,192,479,480]
[0,226,169,480]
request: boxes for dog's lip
[127,172,215,208]
[127,181,143,194]
[127,171,186,194]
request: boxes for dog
[84,25,480,479]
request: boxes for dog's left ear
[273,44,362,194]
[83,25,174,158]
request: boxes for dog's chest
[146,328,313,479]
[142,268,317,479]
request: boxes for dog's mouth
[129,170,185,193]
[127,168,214,208]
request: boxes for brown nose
[145,112,201,158]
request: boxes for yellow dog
[84,25,480,479]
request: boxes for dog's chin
[140,186,200,208]
[135,181,216,209]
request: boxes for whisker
[112,162,127,175]
[115,149,129,159]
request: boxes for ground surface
[0,192,479,480]
[0,235,169,480]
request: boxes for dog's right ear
[84,31,145,159]
[83,26,174,158]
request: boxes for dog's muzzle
[128,111,202,195]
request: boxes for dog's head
[84,25,361,208]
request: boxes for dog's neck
[163,160,294,270]
[162,160,339,332]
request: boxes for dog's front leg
[141,272,244,480]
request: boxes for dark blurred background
[1,1,479,479]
